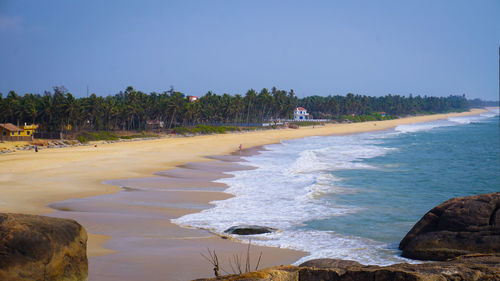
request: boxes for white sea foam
[257,230,415,266]
[448,112,498,124]
[395,111,499,133]
[172,111,498,265]
[395,120,455,133]
[486,107,500,114]
[172,132,401,263]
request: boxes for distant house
[0,123,33,141]
[379,112,387,117]
[294,107,312,121]
[22,123,39,137]
[0,123,23,137]
[188,96,198,102]
[146,120,164,130]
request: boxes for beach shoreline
[0,108,489,280]
[49,146,307,280]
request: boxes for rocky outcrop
[399,192,500,260]
[0,213,88,281]
[224,225,277,235]
[195,255,500,281]
[299,255,500,281]
[299,259,363,268]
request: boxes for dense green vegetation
[290,121,323,127]
[75,131,157,143]
[467,98,499,108]
[0,85,473,133]
[172,125,242,135]
[340,113,397,123]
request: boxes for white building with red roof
[294,107,312,121]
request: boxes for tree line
[0,86,472,132]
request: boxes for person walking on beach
[239,144,242,155]
[34,146,38,152]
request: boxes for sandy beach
[0,108,487,280]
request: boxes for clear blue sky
[1,0,499,100]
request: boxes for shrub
[339,113,397,123]
[224,126,241,132]
[173,125,241,135]
[172,126,191,135]
[192,125,217,134]
[77,136,88,143]
[215,126,226,134]
[290,121,322,127]
[76,131,120,141]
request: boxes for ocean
[172,109,499,265]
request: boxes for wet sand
[50,149,305,281]
[0,108,488,280]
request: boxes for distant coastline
[0,108,489,280]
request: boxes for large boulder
[299,259,363,269]
[0,213,88,281]
[195,255,500,281]
[298,255,500,281]
[399,192,500,260]
[224,225,277,235]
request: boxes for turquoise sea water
[306,111,500,247]
[173,109,499,265]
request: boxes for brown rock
[0,213,88,281]
[399,192,500,260]
[195,255,500,281]
[299,259,362,269]
[298,255,500,281]
[193,265,299,281]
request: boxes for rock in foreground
[0,213,88,281]
[195,255,500,281]
[224,225,277,235]
[399,192,500,261]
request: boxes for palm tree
[3,91,21,124]
[244,89,257,124]
[23,94,39,124]
[168,92,186,129]
[0,85,472,134]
